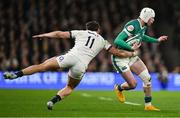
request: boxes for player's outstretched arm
[143,35,168,43]
[32,31,70,39]
[157,35,168,42]
[108,46,138,58]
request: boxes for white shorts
[56,53,87,80]
[111,55,140,73]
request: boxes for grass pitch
[0,89,180,117]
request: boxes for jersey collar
[137,19,143,29]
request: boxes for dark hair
[86,21,100,31]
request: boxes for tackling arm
[107,46,138,58]
[33,31,70,39]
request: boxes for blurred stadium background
[0,0,180,117]
[0,0,179,72]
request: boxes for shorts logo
[59,56,64,61]
[121,66,127,70]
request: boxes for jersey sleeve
[114,31,133,51]
[142,34,158,43]
[103,40,112,50]
[70,30,80,39]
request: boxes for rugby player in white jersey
[4,21,140,110]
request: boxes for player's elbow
[55,31,63,38]
[114,39,119,46]
[56,31,70,39]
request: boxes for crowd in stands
[0,0,179,73]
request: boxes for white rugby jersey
[68,30,111,65]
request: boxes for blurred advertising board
[0,72,180,91]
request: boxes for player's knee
[143,81,151,87]
[138,69,151,87]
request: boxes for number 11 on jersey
[85,36,95,48]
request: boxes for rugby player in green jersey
[112,7,168,111]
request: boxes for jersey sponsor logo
[127,25,134,32]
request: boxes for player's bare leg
[115,70,137,103]
[47,76,81,110]
[3,57,59,79]
[130,59,160,111]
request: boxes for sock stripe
[51,95,61,104]
[15,71,24,77]
[117,84,123,91]
[144,96,152,103]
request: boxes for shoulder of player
[126,19,139,25]
[70,30,85,33]
[124,19,140,32]
[70,30,90,37]
[72,30,104,39]
[99,35,106,41]
[86,30,104,39]
[87,30,98,36]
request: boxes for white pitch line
[98,97,113,101]
[81,93,113,101]
[124,101,141,106]
[81,93,92,98]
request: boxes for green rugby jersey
[114,19,158,51]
